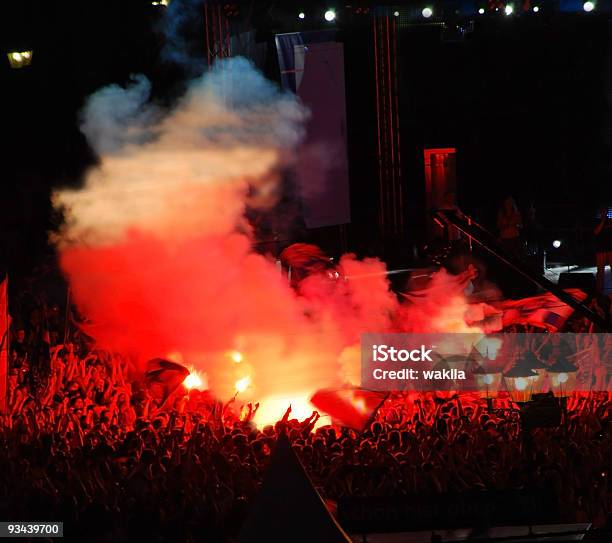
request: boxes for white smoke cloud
[51,55,483,425]
[80,74,156,155]
[55,57,308,245]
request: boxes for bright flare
[235,375,251,394]
[254,392,326,428]
[230,350,244,363]
[583,2,595,12]
[422,7,433,19]
[324,10,336,22]
[184,369,205,390]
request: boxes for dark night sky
[400,14,612,216]
[2,1,612,277]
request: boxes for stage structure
[204,2,234,66]
[435,208,612,331]
[424,147,457,240]
[275,31,351,230]
[373,7,403,238]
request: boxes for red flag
[144,358,189,406]
[310,387,388,431]
[495,288,588,332]
[279,243,330,269]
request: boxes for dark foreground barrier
[338,491,559,534]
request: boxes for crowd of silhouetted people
[0,302,609,542]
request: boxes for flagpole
[0,274,8,414]
[63,286,71,346]
[3,275,6,413]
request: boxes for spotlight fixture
[583,1,595,11]
[393,11,400,17]
[422,7,433,19]
[151,0,169,6]
[505,4,514,15]
[478,8,485,14]
[324,9,336,22]
[533,5,539,12]
[552,240,562,249]
[7,50,33,69]
[298,12,305,19]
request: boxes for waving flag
[495,288,588,332]
[144,358,189,406]
[310,387,388,432]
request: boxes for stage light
[422,7,433,18]
[533,5,539,12]
[7,50,33,69]
[151,0,169,6]
[324,9,336,22]
[505,4,514,15]
[552,240,562,248]
[478,8,485,14]
[583,1,595,11]
[298,12,305,19]
[394,11,400,17]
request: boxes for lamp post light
[522,350,548,393]
[547,355,578,420]
[547,356,578,399]
[503,360,539,405]
[473,365,503,412]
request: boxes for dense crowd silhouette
[1,296,610,542]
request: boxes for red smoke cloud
[54,58,484,422]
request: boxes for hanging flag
[0,274,8,413]
[310,387,388,432]
[275,32,351,229]
[144,358,189,407]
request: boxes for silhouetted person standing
[497,196,523,257]
[594,206,612,294]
